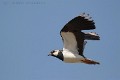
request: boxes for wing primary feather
[61,13,95,32]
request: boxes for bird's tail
[81,58,100,65]
[84,32,100,40]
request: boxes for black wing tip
[79,13,94,21]
[84,32,100,40]
[61,13,96,32]
[79,13,95,25]
[73,13,96,30]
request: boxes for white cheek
[53,52,58,56]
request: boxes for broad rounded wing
[61,13,95,32]
[60,13,95,56]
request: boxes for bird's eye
[51,50,55,53]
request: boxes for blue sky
[0,0,120,80]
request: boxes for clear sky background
[0,0,120,80]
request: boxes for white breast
[63,50,85,63]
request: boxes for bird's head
[48,50,63,61]
[48,50,60,57]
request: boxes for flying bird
[48,13,100,65]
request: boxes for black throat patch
[54,50,64,61]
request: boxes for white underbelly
[64,58,82,63]
[63,53,85,63]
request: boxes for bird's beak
[48,53,51,56]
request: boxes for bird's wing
[61,31,85,56]
[60,13,95,56]
[61,13,95,32]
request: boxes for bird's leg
[81,41,87,58]
[83,41,87,50]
